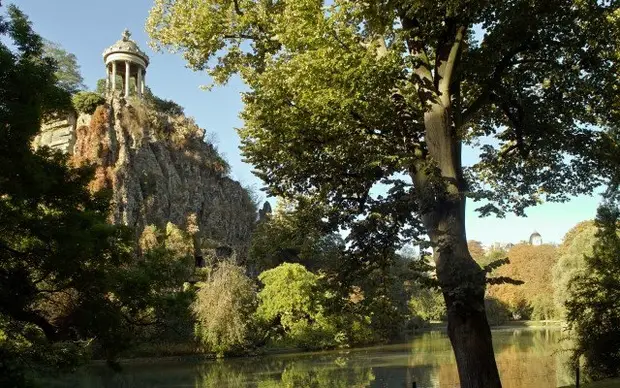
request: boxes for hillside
[34,96,256,259]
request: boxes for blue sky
[8,0,602,247]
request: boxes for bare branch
[494,92,530,159]
[222,34,257,40]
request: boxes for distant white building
[529,231,543,246]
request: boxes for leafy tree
[95,76,123,95]
[552,220,597,317]
[566,202,620,380]
[0,7,193,384]
[131,224,195,343]
[71,91,105,114]
[487,244,557,320]
[42,40,85,94]
[483,297,510,327]
[480,247,508,268]
[256,263,340,350]
[408,285,446,324]
[193,261,258,356]
[0,5,131,379]
[147,0,620,385]
[467,240,486,263]
[250,200,344,273]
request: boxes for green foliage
[0,325,91,388]
[480,248,509,268]
[95,76,123,95]
[255,261,402,349]
[484,298,511,327]
[125,225,195,344]
[0,7,198,384]
[249,200,344,273]
[566,203,620,380]
[144,87,184,116]
[148,9,619,382]
[0,6,105,380]
[193,261,258,356]
[530,294,556,321]
[552,220,597,317]
[42,39,85,94]
[408,286,446,326]
[360,257,411,340]
[71,91,105,114]
[147,0,619,221]
[251,201,409,345]
[256,263,340,350]
[148,1,617,382]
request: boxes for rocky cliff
[35,97,256,258]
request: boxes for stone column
[137,66,143,98]
[141,70,146,95]
[106,65,110,91]
[111,62,117,92]
[124,61,130,98]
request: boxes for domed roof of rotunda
[103,29,149,66]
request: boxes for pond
[46,328,575,388]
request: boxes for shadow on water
[43,328,574,388]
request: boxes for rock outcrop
[36,97,256,258]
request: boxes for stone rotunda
[103,29,149,98]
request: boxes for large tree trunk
[411,102,502,388]
[439,234,502,388]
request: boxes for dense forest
[1,1,619,388]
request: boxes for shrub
[408,286,446,324]
[71,91,105,114]
[484,297,511,326]
[193,261,257,356]
[256,263,341,350]
[152,96,184,116]
[143,87,184,116]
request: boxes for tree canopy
[0,6,194,384]
[147,0,620,385]
[249,200,344,274]
[566,202,620,380]
[42,40,85,94]
[487,243,558,319]
[467,240,486,263]
[552,220,597,316]
[193,261,258,356]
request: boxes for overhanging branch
[461,40,536,126]
[233,0,244,16]
[494,91,530,159]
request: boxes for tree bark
[411,102,502,388]
[440,238,503,388]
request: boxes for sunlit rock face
[37,97,256,259]
[33,113,77,154]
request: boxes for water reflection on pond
[49,328,573,388]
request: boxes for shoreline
[91,321,565,366]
